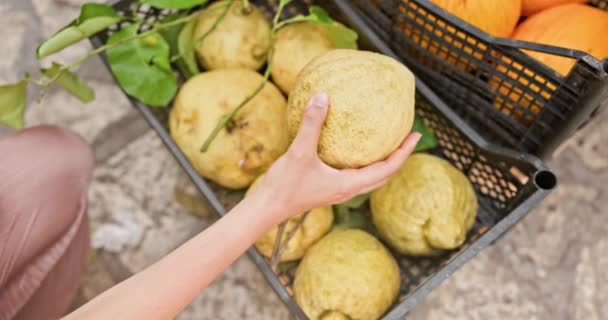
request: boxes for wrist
[241,182,296,227]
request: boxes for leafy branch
[38,13,198,99]
[0,1,208,129]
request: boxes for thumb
[291,92,330,152]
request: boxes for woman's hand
[250,92,421,223]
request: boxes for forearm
[64,192,281,320]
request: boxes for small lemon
[293,229,400,320]
[246,175,333,262]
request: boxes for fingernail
[310,92,329,108]
[411,132,422,144]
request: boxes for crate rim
[89,0,557,318]
[390,0,608,79]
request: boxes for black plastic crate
[90,0,556,318]
[349,0,608,159]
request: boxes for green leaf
[0,79,28,129]
[279,6,358,49]
[278,260,299,274]
[320,22,358,49]
[177,16,201,78]
[158,13,188,56]
[332,205,378,236]
[140,0,209,9]
[158,13,200,78]
[279,0,294,6]
[340,193,370,209]
[412,115,439,152]
[106,24,177,107]
[41,63,95,103]
[37,3,122,59]
[308,6,333,24]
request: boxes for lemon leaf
[158,13,188,57]
[0,79,28,130]
[41,63,95,103]
[140,0,209,9]
[37,3,122,59]
[332,206,378,236]
[308,6,332,24]
[106,24,177,107]
[320,22,358,49]
[340,193,370,209]
[306,6,358,49]
[177,16,201,78]
[412,115,438,152]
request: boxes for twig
[276,212,309,259]
[270,221,287,272]
[269,212,310,272]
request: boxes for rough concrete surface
[1,0,606,319]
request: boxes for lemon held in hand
[370,153,478,256]
[169,69,288,189]
[246,174,334,262]
[293,229,400,320]
[287,49,416,169]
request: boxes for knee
[21,125,95,186]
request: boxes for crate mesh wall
[352,0,608,155]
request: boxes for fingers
[341,132,421,190]
[290,92,330,154]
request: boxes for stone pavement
[1,0,606,319]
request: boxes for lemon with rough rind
[287,49,416,169]
[169,69,288,189]
[246,174,334,262]
[293,229,400,320]
[370,153,478,256]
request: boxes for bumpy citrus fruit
[371,153,478,256]
[169,69,288,189]
[287,49,416,169]
[194,1,271,70]
[293,229,400,320]
[271,22,334,93]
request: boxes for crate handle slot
[533,170,557,191]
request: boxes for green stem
[35,13,199,95]
[273,1,287,28]
[193,0,233,47]
[170,0,232,64]
[274,15,309,31]
[199,59,272,152]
